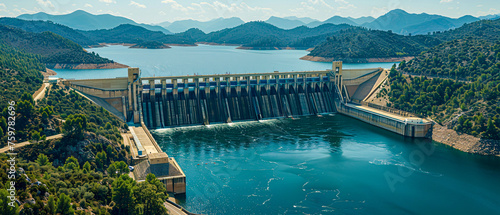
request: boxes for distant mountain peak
[387,9,409,15]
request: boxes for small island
[129,41,171,49]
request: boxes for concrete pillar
[161,79,167,98]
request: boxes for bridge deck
[130,127,159,155]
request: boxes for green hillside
[307,27,441,62]
[187,21,352,49]
[0,24,113,65]
[82,24,194,45]
[386,38,500,140]
[0,43,44,112]
[0,17,98,47]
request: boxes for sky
[0,0,499,24]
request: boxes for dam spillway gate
[139,71,337,128]
[64,63,432,137]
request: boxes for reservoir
[55,45,396,79]
[65,45,500,214]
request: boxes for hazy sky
[0,0,499,24]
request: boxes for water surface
[153,115,500,214]
[54,45,397,79]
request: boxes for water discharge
[64,45,500,214]
[153,115,500,214]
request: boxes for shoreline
[300,55,415,63]
[236,46,305,50]
[432,123,500,156]
[46,62,129,70]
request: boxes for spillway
[139,72,336,128]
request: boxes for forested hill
[0,17,98,47]
[306,27,442,62]
[399,38,500,80]
[183,21,353,49]
[81,24,195,45]
[306,18,500,63]
[0,18,194,47]
[0,24,113,66]
[435,18,500,43]
[0,43,44,111]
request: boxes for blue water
[153,115,500,214]
[54,45,397,79]
[57,45,500,214]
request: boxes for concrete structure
[129,125,186,194]
[63,65,432,138]
[63,64,434,194]
[331,61,433,138]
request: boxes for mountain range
[362,9,480,35]
[176,21,352,49]
[17,10,172,34]
[159,17,245,33]
[16,9,500,35]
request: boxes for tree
[96,151,108,170]
[36,154,50,166]
[107,163,117,177]
[56,193,74,215]
[134,183,167,215]
[46,195,55,215]
[107,161,130,177]
[83,161,92,173]
[112,175,135,215]
[63,114,88,139]
[0,189,18,215]
[63,156,80,171]
[482,118,500,139]
[31,131,40,142]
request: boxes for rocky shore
[432,123,500,156]
[46,62,129,70]
[236,46,298,50]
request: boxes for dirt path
[0,134,63,153]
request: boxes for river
[59,45,500,214]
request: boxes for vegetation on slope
[82,24,194,45]
[0,25,113,65]
[0,18,98,47]
[0,43,44,112]
[129,41,171,49]
[307,27,442,62]
[399,38,500,80]
[385,38,500,140]
[0,45,170,214]
[192,21,352,48]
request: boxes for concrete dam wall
[140,75,336,128]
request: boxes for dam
[63,62,432,137]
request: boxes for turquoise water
[58,46,500,214]
[54,45,397,79]
[153,115,500,214]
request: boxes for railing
[140,122,162,153]
[358,101,415,117]
[165,199,200,215]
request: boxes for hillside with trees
[384,37,500,140]
[0,43,44,112]
[82,24,195,45]
[0,18,99,47]
[0,25,114,67]
[0,44,170,214]
[191,21,352,49]
[306,27,442,62]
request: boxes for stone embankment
[432,123,500,156]
[300,55,414,63]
